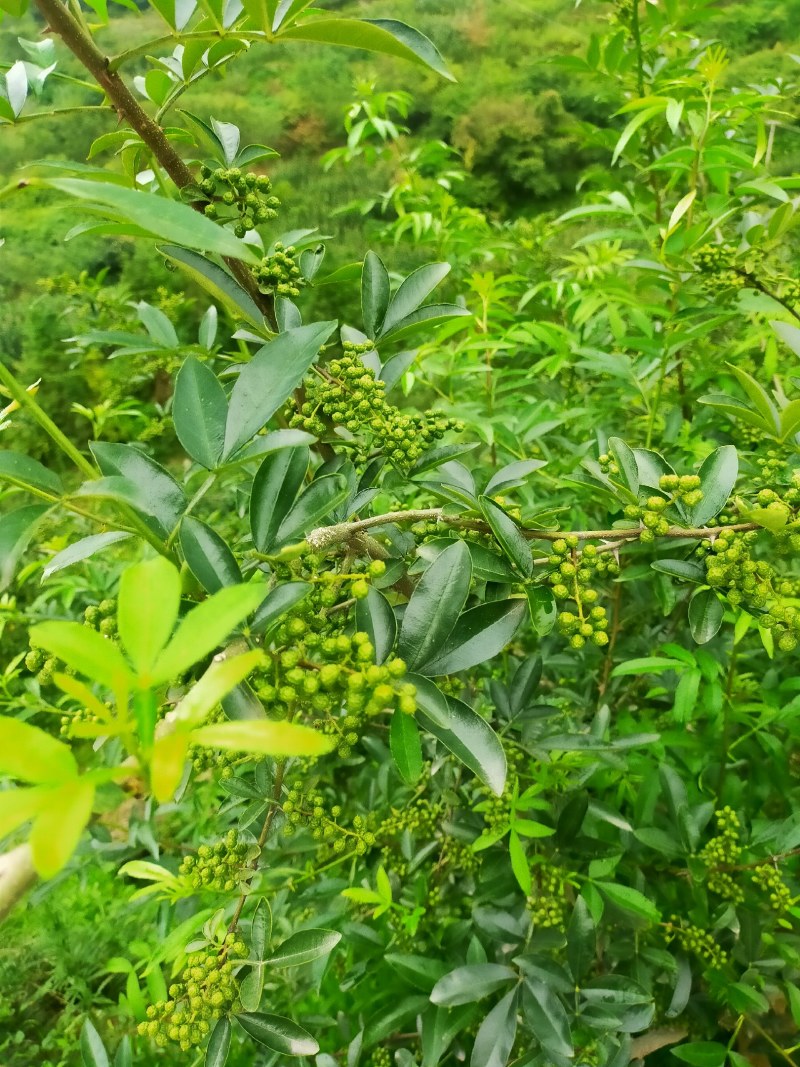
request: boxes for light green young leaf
[31,621,132,697]
[174,650,265,729]
[29,777,95,877]
[191,719,334,757]
[118,557,181,678]
[0,786,51,838]
[0,717,77,784]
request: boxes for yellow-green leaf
[29,778,95,877]
[0,786,50,838]
[30,622,132,700]
[191,719,334,758]
[173,650,266,729]
[150,731,191,802]
[0,717,77,784]
[118,557,182,678]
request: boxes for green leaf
[274,474,349,548]
[223,322,337,459]
[689,446,738,526]
[44,179,258,262]
[361,251,390,337]
[508,830,531,894]
[470,988,518,1067]
[180,517,241,592]
[236,1012,319,1056]
[594,882,660,923]
[421,599,526,676]
[566,897,596,981]
[610,656,686,677]
[650,559,705,582]
[191,719,334,758]
[478,497,533,578]
[417,692,506,796]
[205,1017,232,1067]
[385,954,448,991]
[173,358,228,469]
[80,1019,110,1067]
[673,668,701,723]
[0,504,49,589]
[526,586,557,636]
[726,363,780,433]
[90,442,186,538]
[390,710,423,784]
[380,303,471,342]
[29,777,95,877]
[278,18,454,81]
[509,656,542,713]
[670,1043,727,1067]
[0,451,62,495]
[251,582,311,635]
[264,928,342,967]
[698,393,773,432]
[688,588,723,645]
[485,460,545,496]
[381,263,451,336]
[771,319,800,358]
[114,1036,132,1067]
[250,447,309,554]
[607,437,639,496]
[430,964,517,1007]
[152,583,266,683]
[118,557,181,677]
[31,621,132,697]
[522,978,573,1058]
[398,540,472,670]
[43,532,132,579]
[355,587,397,665]
[158,245,264,326]
[173,651,264,730]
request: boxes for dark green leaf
[0,451,62,495]
[173,358,228,469]
[355,586,397,665]
[430,964,516,1007]
[478,497,532,578]
[46,179,258,262]
[381,263,451,336]
[90,442,186,537]
[251,582,311,635]
[421,599,526,676]
[608,437,639,496]
[526,586,557,636]
[385,954,448,991]
[470,988,518,1067]
[379,303,471,343]
[278,18,454,81]
[566,897,596,981]
[651,559,705,582]
[274,474,350,547]
[0,504,49,590]
[361,251,390,338]
[417,694,506,796]
[688,588,723,645]
[80,1019,109,1067]
[390,711,423,784]
[595,882,660,923]
[265,928,341,967]
[249,447,309,553]
[398,540,472,669]
[522,978,572,1058]
[223,321,337,460]
[180,517,241,592]
[667,956,692,1018]
[158,246,264,326]
[689,446,738,526]
[205,1018,232,1067]
[509,656,542,714]
[236,1012,318,1055]
[671,1043,727,1067]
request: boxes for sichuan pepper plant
[2,1,800,1066]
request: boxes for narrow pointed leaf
[398,540,472,670]
[173,357,228,469]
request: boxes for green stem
[165,473,215,549]
[108,29,265,71]
[0,359,96,478]
[630,0,645,97]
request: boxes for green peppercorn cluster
[438,835,480,875]
[368,1049,392,1067]
[189,707,242,779]
[528,864,568,929]
[700,529,800,650]
[179,830,252,892]
[753,451,792,487]
[24,646,59,687]
[283,782,377,855]
[693,243,749,293]
[548,539,613,648]
[200,165,279,237]
[379,799,442,875]
[83,597,118,638]
[138,937,247,1050]
[597,452,619,476]
[699,807,744,902]
[288,343,463,469]
[665,918,727,968]
[59,704,103,739]
[255,623,414,757]
[751,863,793,913]
[252,243,305,298]
[623,475,703,544]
